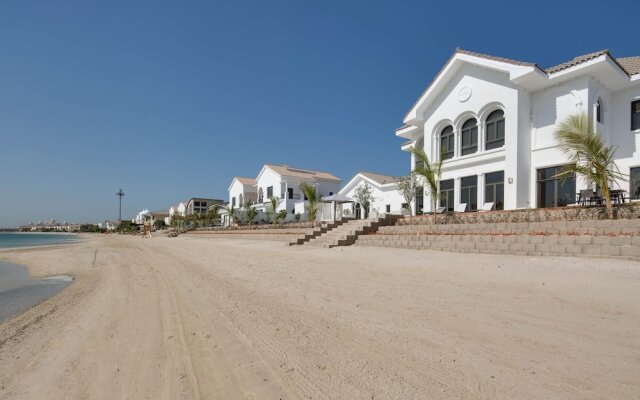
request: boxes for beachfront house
[397,48,640,214]
[339,172,405,219]
[184,198,225,216]
[255,164,341,222]
[224,164,341,223]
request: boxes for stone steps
[306,214,402,248]
[288,220,346,246]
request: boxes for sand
[0,234,639,399]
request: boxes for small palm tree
[244,202,258,226]
[554,113,625,219]
[268,197,280,224]
[299,183,319,224]
[410,147,444,223]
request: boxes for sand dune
[0,235,639,399]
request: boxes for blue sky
[0,0,638,226]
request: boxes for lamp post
[116,188,125,222]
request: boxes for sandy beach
[0,235,639,399]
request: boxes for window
[232,197,236,207]
[596,99,602,124]
[460,176,478,211]
[329,192,333,195]
[267,186,273,198]
[630,167,640,200]
[439,179,454,212]
[485,171,504,210]
[632,100,640,130]
[461,118,478,156]
[415,186,424,214]
[194,201,201,207]
[287,188,294,199]
[537,166,576,208]
[485,110,505,150]
[440,126,454,160]
[386,204,391,213]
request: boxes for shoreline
[1,234,639,399]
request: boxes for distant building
[339,172,405,218]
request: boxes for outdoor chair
[480,202,494,212]
[455,203,468,213]
[578,189,595,206]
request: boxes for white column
[454,177,461,211]
[477,174,485,210]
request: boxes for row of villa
[138,48,640,227]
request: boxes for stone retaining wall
[184,228,315,242]
[401,203,640,225]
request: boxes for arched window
[485,110,505,150]
[440,126,454,160]
[460,118,478,156]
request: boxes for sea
[0,233,78,322]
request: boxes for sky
[1,0,638,226]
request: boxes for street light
[116,188,125,222]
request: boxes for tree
[396,175,419,215]
[267,197,280,224]
[354,182,374,218]
[554,113,625,219]
[244,202,258,226]
[410,147,444,223]
[299,183,319,224]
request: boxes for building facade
[397,49,640,213]
[339,172,405,218]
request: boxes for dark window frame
[439,179,454,212]
[630,167,640,200]
[536,165,576,208]
[485,110,505,150]
[460,118,478,156]
[632,100,640,131]
[460,175,478,211]
[440,126,455,160]
[484,171,504,210]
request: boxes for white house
[225,164,341,223]
[228,177,257,208]
[397,48,640,214]
[134,209,150,225]
[339,172,406,218]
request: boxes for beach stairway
[288,220,346,246]
[304,214,402,248]
[355,218,640,260]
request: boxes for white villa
[224,164,341,224]
[339,172,405,219]
[397,48,640,214]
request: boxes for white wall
[339,175,405,218]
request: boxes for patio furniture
[577,189,596,206]
[480,202,494,212]
[455,203,468,213]
[609,189,626,204]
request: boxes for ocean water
[0,232,78,249]
[0,233,76,321]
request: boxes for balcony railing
[282,193,301,200]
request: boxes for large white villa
[224,164,341,223]
[397,48,640,214]
[339,172,405,218]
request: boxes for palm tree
[410,147,444,223]
[299,183,319,224]
[268,197,280,224]
[554,113,625,219]
[244,202,258,226]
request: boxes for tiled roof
[150,210,169,216]
[545,49,610,74]
[617,56,640,75]
[395,124,412,131]
[402,47,639,123]
[455,48,545,71]
[234,176,256,185]
[359,171,399,185]
[266,164,340,181]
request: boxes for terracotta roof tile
[234,177,256,185]
[265,164,340,181]
[545,49,610,74]
[617,56,640,75]
[359,171,399,185]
